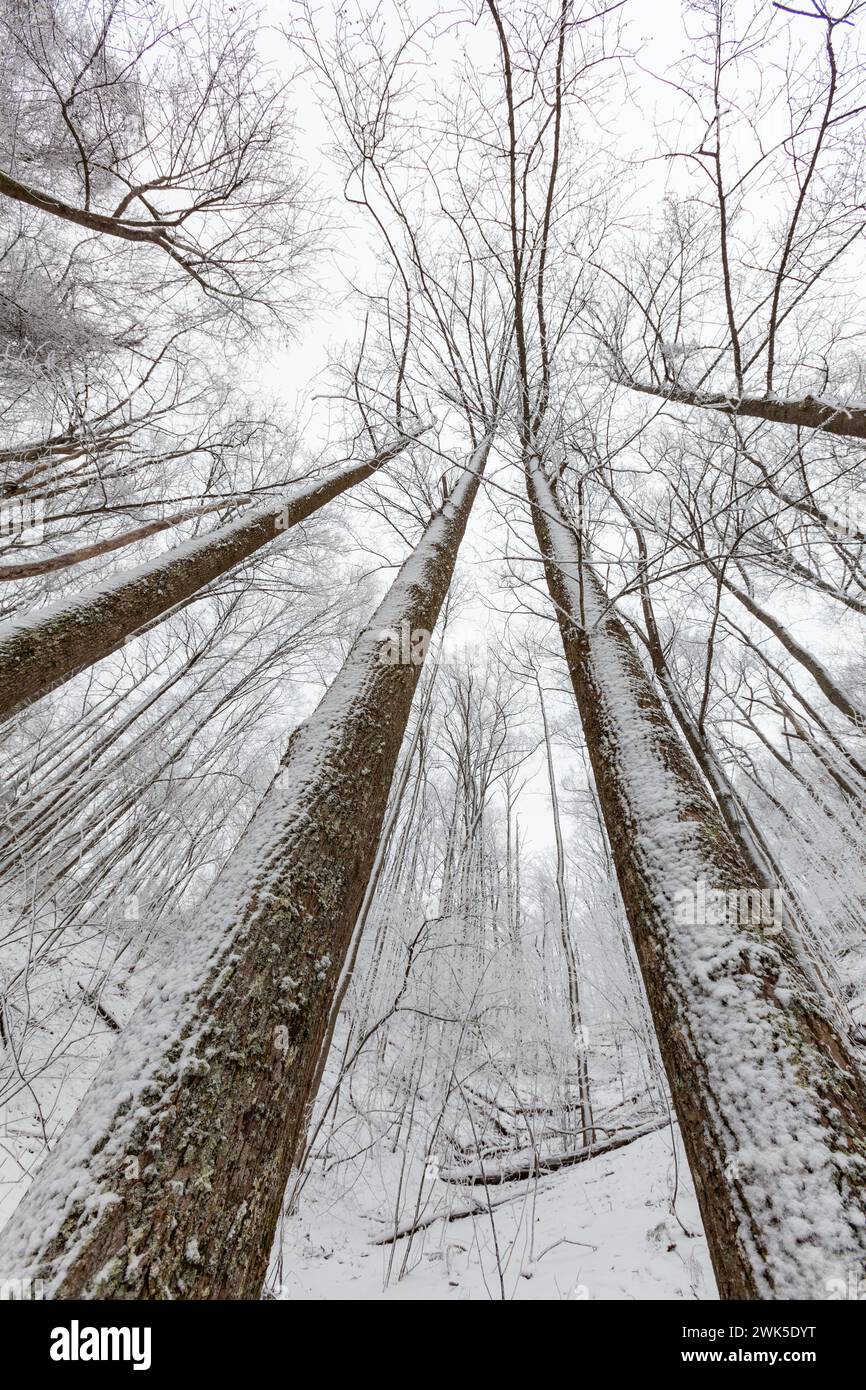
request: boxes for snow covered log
[0,437,490,1299]
[524,453,866,1300]
[0,434,416,727]
[438,1117,669,1185]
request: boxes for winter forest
[0,0,865,1308]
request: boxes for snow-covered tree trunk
[625,380,866,443]
[524,452,866,1300]
[0,437,413,726]
[0,438,489,1300]
[627,545,851,1020]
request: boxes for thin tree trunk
[726,617,866,789]
[718,573,866,728]
[755,547,866,620]
[524,452,866,1300]
[438,1116,668,1185]
[535,674,594,1145]
[0,436,415,726]
[0,437,489,1300]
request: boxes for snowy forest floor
[5,889,866,1300]
[269,1127,714,1301]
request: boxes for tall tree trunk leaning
[524,452,866,1300]
[625,536,852,1026]
[294,675,437,1185]
[0,437,489,1299]
[715,572,866,729]
[0,435,416,727]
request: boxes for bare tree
[0,0,313,308]
[587,0,866,440]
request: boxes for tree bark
[0,437,414,726]
[625,378,866,442]
[524,452,866,1300]
[0,437,489,1299]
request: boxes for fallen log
[373,1198,491,1245]
[437,1116,669,1186]
[373,1175,560,1247]
[373,1118,671,1245]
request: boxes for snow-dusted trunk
[632,565,850,1018]
[0,440,488,1299]
[626,380,866,443]
[524,454,866,1300]
[298,683,435,1163]
[0,437,412,726]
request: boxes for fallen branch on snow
[373,1117,670,1244]
[437,1116,669,1185]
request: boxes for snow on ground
[271,1127,715,1301]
